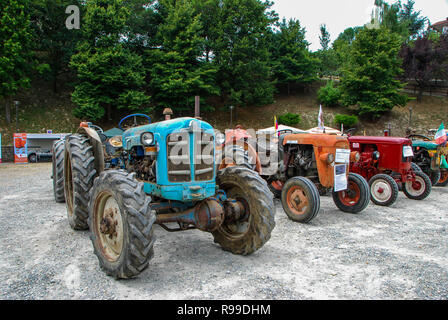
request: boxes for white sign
[335,149,351,164]
[403,146,414,158]
[334,164,348,192]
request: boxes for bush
[278,113,301,126]
[334,114,358,128]
[317,81,341,107]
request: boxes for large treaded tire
[332,173,370,214]
[429,170,441,187]
[403,171,432,200]
[213,166,275,255]
[64,134,97,230]
[368,174,399,207]
[52,140,65,203]
[281,177,320,223]
[411,162,422,172]
[88,170,156,279]
[436,169,448,187]
[222,144,255,170]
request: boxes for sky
[270,0,448,51]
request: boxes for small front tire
[281,177,320,223]
[403,171,432,200]
[332,173,370,214]
[369,174,399,207]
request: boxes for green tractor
[408,134,448,186]
[52,114,275,279]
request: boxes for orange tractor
[219,126,370,223]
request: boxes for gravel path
[0,162,447,300]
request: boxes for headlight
[327,153,335,164]
[216,132,225,145]
[141,132,154,146]
[373,151,380,160]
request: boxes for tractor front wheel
[268,179,283,198]
[436,170,448,187]
[64,134,97,230]
[88,170,156,279]
[332,173,370,214]
[52,140,65,203]
[369,174,399,207]
[213,166,275,255]
[281,177,320,223]
[429,170,441,186]
[403,171,432,200]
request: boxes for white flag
[318,105,325,131]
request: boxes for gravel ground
[0,162,447,300]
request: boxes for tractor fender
[77,126,105,174]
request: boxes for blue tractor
[58,114,275,279]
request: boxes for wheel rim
[439,171,448,184]
[371,179,392,203]
[218,184,251,240]
[286,185,309,215]
[338,181,361,206]
[65,155,74,216]
[93,191,124,262]
[406,176,425,196]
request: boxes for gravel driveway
[0,162,447,300]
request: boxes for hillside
[1,80,447,145]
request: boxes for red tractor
[348,136,432,206]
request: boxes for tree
[398,0,428,39]
[400,34,448,101]
[29,0,84,93]
[70,0,150,121]
[0,0,34,122]
[202,0,277,107]
[340,27,409,118]
[319,24,331,51]
[271,18,318,94]
[146,0,219,112]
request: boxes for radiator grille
[195,133,214,181]
[167,132,191,182]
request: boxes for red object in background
[13,133,28,163]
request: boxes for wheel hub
[100,208,118,239]
[371,180,392,201]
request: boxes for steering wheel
[407,134,432,141]
[118,114,151,131]
[277,129,293,136]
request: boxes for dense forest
[1,0,447,124]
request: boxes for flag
[274,115,279,136]
[318,105,325,132]
[435,122,447,145]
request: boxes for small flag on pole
[435,122,447,145]
[274,115,279,136]
[318,105,325,133]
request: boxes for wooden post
[195,96,200,118]
[15,101,19,133]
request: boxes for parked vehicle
[221,126,370,223]
[407,134,448,186]
[54,115,275,279]
[28,148,52,163]
[348,136,432,206]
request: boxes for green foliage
[339,27,409,119]
[0,0,34,99]
[319,24,331,51]
[200,0,276,106]
[70,0,150,121]
[278,112,301,126]
[334,114,359,128]
[29,0,84,92]
[317,81,341,107]
[271,18,319,93]
[146,0,219,112]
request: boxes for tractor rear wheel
[52,140,65,203]
[369,174,399,207]
[64,134,97,230]
[219,144,255,171]
[429,170,441,186]
[332,173,370,214]
[281,177,320,223]
[403,171,432,200]
[436,170,448,187]
[268,179,283,198]
[213,166,275,255]
[88,170,156,279]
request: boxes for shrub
[317,81,341,107]
[278,113,301,126]
[334,114,358,128]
